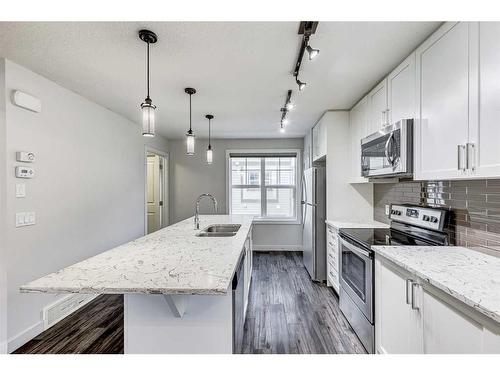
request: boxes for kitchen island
[21,214,254,354]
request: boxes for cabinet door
[303,130,312,170]
[367,79,388,135]
[469,22,500,177]
[387,53,416,124]
[422,287,483,353]
[375,258,422,354]
[414,22,471,180]
[312,123,319,161]
[349,97,369,182]
[312,121,327,161]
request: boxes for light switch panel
[15,212,36,227]
[16,151,35,163]
[16,183,26,198]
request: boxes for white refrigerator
[301,167,327,281]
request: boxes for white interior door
[147,154,162,234]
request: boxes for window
[228,151,300,221]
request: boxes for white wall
[168,138,303,250]
[1,59,169,352]
[324,111,373,221]
[0,59,8,354]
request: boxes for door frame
[144,146,169,235]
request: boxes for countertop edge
[373,246,500,325]
[325,220,389,229]
[20,216,254,296]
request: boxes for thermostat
[16,151,35,163]
[15,166,35,178]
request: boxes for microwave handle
[384,132,395,166]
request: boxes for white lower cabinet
[375,255,500,354]
[375,257,422,354]
[326,225,340,293]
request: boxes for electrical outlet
[15,212,36,227]
[385,204,390,216]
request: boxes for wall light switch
[385,204,390,216]
[16,151,35,163]
[16,183,26,198]
[15,212,36,227]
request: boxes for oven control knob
[430,216,438,223]
[423,215,430,222]
[395,211,401,215]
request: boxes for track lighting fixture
[138,29,158,137]
[205,114,214,164]
[185,88,197,155]
[284,89,294,110]
[292,21,319,91]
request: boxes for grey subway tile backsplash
[373,179,500,254]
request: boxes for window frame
[226,149,302,224]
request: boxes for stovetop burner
[339,204,450,250]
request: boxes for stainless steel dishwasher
[232,253,245,354]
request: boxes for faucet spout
[194,194,218,229]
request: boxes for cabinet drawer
[327,251,337,267]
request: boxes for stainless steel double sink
[196,224,241,237]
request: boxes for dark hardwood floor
[14,251,365,354]
[242,252,366,354]
[13,294,123,354]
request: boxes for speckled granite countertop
[325,220,389,229]
[20,215,254,295]
[373,246,500,324]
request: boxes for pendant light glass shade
[141,98,156,137]
[206,146,213,164]
[186,130,195,155]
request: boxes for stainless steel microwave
[361,119,413,178]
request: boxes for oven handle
[340,237,371,259]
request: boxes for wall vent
[43,294,97,329]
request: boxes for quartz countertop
[20,215,254,295]
[325,219,389,229]
[373,245,500,324]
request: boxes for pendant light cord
[189,94,192,132]
[208,118,211,147]
[146,42,150,99]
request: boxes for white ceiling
[0,22,440,139]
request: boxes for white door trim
[144,146,169,235]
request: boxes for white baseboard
[252,245,303,252]
[0,340,7,354]
[8,320,43,353]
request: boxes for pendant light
[205,114,214,164]
[138,29,158,137]
[185,88,196,155]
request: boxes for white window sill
[252,217,300,225]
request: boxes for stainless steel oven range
[338,204,449,353]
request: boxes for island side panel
[124,293,233,354]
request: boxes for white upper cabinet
[312,119,327,162]
[367,79,388,135]
[303,129,312,170]
[468,22,500,177]
[349,97,369,183]
[387,52,416,124]
[414,22,471,180]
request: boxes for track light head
[306,45,320,60]
[296,77,306,91]
[285,101,294,110]
[280,126,285,133]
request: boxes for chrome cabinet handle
[411,282,419,310]
[457,145,466,171]
[405,279,413,305]
[466,143,476,172]
[385,108,390,126]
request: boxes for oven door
[339,237,373,322]
[361,120,411,178]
